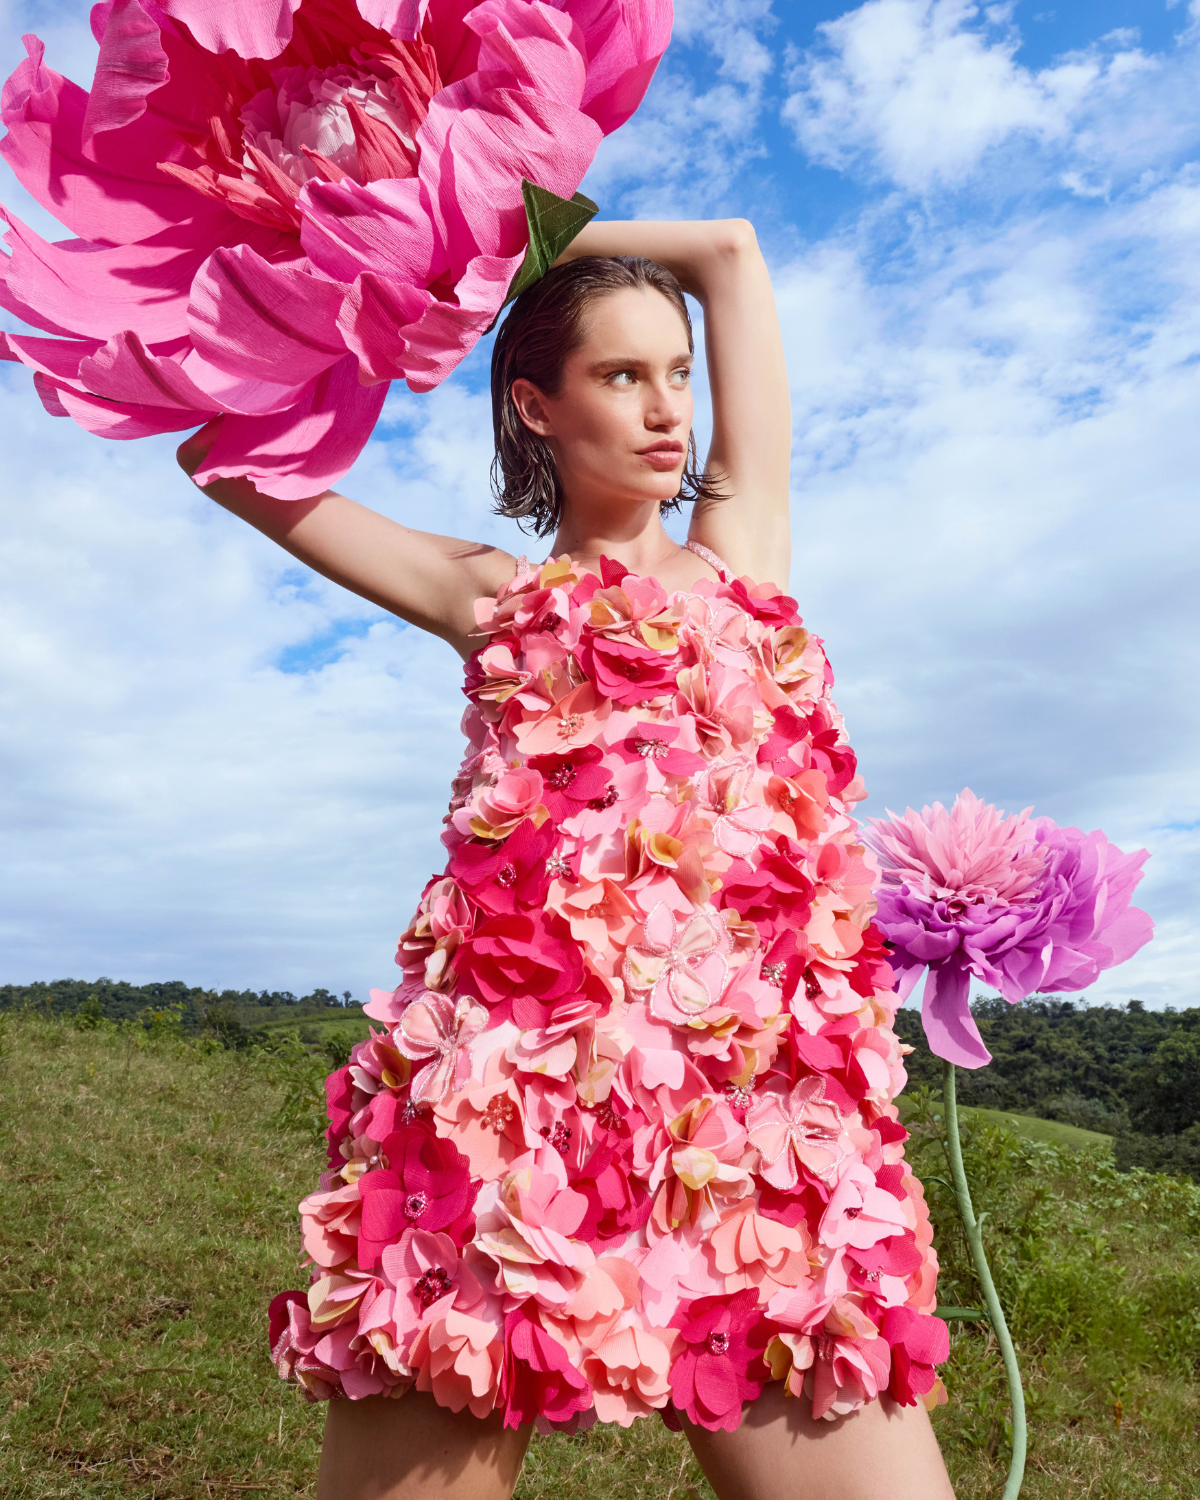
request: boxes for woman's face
[511,285,695,516]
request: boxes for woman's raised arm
[557,219,791,583]
[176,423,517,659]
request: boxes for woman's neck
[549,503,684,577]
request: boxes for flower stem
[941,1060,1027,1500]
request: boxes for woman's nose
[644,381,685,430]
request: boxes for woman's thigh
[315,1390,532,1500]
[681,1384,955,1500]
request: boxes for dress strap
[684,538,733,582]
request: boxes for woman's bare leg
[682,1383,955,1500]
[315,1391,532,1500]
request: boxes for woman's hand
[557,220,791,586]
[175,419,222,480]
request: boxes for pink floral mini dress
[269,542,948,1433]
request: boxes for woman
[179,219,955,1500]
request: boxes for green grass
[1,1016,1197,1498]
[897,1095,1115,1152]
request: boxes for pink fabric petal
[188,244,348,384]
[155,0,305,60]
[0,331,104,382]
[192,353,388,499]
[78,329,222,411]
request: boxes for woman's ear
[509,377,554,438]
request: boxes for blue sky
[2,0,1199,1007]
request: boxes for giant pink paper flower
[0,0,672,497]
[868,789,1153,1068]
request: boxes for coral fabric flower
[393,990,488,1106]
[299,1180,364,1268]
[409,1305,504,1417]
[818,1161,909,1250]
[707,1200,812,1302]
[0,0,672,497]
[356,1124,477,1265]
[581,1326,678,1425]
[474,1150,596,1310]
[868,789,1153,1067]
[667,1290,770,1433]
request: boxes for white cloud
[782,0,1155,192]
[3,0,1199,1015]
[584,0,776,214]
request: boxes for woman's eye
[671,368,691,385]
[609,370,635,386]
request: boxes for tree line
[895,995,1200,1179]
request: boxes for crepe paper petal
[357,0,433,41]
[35,371,206,438]
[191,353,388,499]
[188,244,348,384]
[154,0,306,61]
[83,0,168,137]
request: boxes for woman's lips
[637,444,684,470]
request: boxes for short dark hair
[489,255,725,538]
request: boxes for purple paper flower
[867,790,1153,1068]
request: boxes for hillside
[1,1011,1198,1499]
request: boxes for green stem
[942,1060,1027,1500]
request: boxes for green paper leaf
[934,1305,990,1322]
[501,179,599,312]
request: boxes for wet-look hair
[489,254,725,538]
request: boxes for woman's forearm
[555,218,759,303]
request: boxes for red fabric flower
[499,1308,593,1429]
[356,1124,476,1267]
[667,1290,770,1432]
[577,630,679,705]
[528,745,611,822]
[448,816,558,915]
[725,578,801,629]
[325,1065,355,1164]
[880,1306,949,1405]
[452,910,587,1024]
[717,835,816,943]
[573,1141,653,1246]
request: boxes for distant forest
[896,996,1200,1180]
[6,979,1198,1180]
[0,976,362,1038]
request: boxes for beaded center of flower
[539,1122,573,1153]
[483,1096,516,1133]
[587,786,618,812]
[414,1265,454,1308]
[635,737,668,758]
[404,1191,428,1220]
[706,1331,730,1355]
[558,714,584,739]
[546,764,577,790]
[496,863,518,888]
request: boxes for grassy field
[2,1013,1197,1499]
